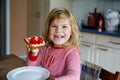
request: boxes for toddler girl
[27,8,81,80]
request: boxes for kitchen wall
[49,0,72,11]
[72,0,120,26]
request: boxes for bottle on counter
[98,20,104,32]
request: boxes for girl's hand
[26,44,39,56]
[31,48,39,56]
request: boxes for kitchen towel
[80,60,102,80]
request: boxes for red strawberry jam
[37,37,43,44]
[28,36,45,47]
[29,36,37,44]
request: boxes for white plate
[7,66,50,80]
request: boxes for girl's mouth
[54,35,64,40]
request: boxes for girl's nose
[56,27,62,32]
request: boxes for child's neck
[52,45,65,49]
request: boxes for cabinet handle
[97,47,108,51]
[109,41,120,45]
[82,44,91,47]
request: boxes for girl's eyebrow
[51,23,68,25]
[63,24,70,26]
[50,23,56,25]
[62,23,69,25]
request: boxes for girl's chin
[53,42,65,46]
[54,43,64,46]
[52,39,68,46]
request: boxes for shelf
[80,28,120,37]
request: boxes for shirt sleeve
[27,46,47,66]
[28,51,39,61]
[54,48,81,80]
[27,50,42,66]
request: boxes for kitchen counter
[80,28,120,37]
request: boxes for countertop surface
[80,28,120,37]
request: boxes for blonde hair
[44,8,80,50]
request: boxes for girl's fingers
[25,44,31,51]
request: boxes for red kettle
[87,8,105,31]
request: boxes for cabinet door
[95,45,120,73]
[28,0,41,36]
[80,42,95,63]
[28,0,49,36]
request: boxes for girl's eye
[62,26,67,28]
[51,25,56,28]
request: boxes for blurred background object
[105,9,119,32]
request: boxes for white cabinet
[80,32,120,73]
[95,45,120,73]
[80,42,95,63]
[80,32,96,63]
[95,34,120,73]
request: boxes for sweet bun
[24,36,45,49]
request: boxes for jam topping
[29,36,44,44]
[24,36,45,49]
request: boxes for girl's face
[49,18,71,46]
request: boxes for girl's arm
[27,49,41,66]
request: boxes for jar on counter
[105,18,119,32]
[105,9,119,32]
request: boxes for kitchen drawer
[96,34,120,49]
[80,32,96,44]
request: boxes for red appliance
[87,8,105,31]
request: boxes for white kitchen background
[72,0,120,73]
[72,0,120,28]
